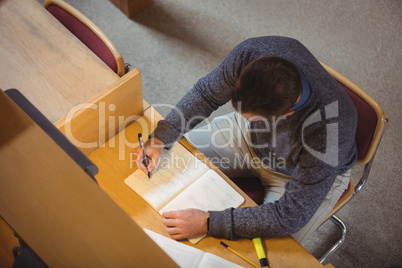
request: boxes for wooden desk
[0,1,331,265]
[0,0,119,123]
[88,106,328,268]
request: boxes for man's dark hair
[232,56,302,118]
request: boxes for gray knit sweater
[152,36,357,240]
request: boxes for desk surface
[88,106,328,268]
[0,0,119,123]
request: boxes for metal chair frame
[318,123,387,263]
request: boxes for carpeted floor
[37,0,401,267]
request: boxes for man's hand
[162,209,210,240]
[132,137,164,175]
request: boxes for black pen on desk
[138,133,151,178]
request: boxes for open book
[124,143,245,244]
[144,228,244,268]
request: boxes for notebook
[125,142,245,244]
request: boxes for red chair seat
[230,177,265,205]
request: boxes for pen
[138,133,151,178]
[220,241,259,268]
[252,238,269,268]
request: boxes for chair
[317,63,387,263]
[231,63,387,263]
[44,0,130,77]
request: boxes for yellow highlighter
[252,237,269,268]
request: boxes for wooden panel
[55,68,144,155]
[110,0,153,18]
[0,0,119,123]
[88,106,326,268]
[0,90,178,267]
[0,218,19,268]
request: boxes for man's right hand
[132,137,165,175]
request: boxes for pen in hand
[138,133,151,178]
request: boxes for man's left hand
[162,209,210,240]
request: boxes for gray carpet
[37,0,401,267]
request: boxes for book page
[159,169,245,244]
[125,142,209,211]
[159,169,245,214]
[143,229,244,268]
[143,228,204,268]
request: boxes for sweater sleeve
[208,150,339,240]
[208,106,357,240]
[151,40,258,148]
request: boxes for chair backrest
[44,0,125,76]
[321,63,386,165]
[338,83,376,161]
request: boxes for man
[133,36,357,244]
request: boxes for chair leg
[319,215,347,264]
